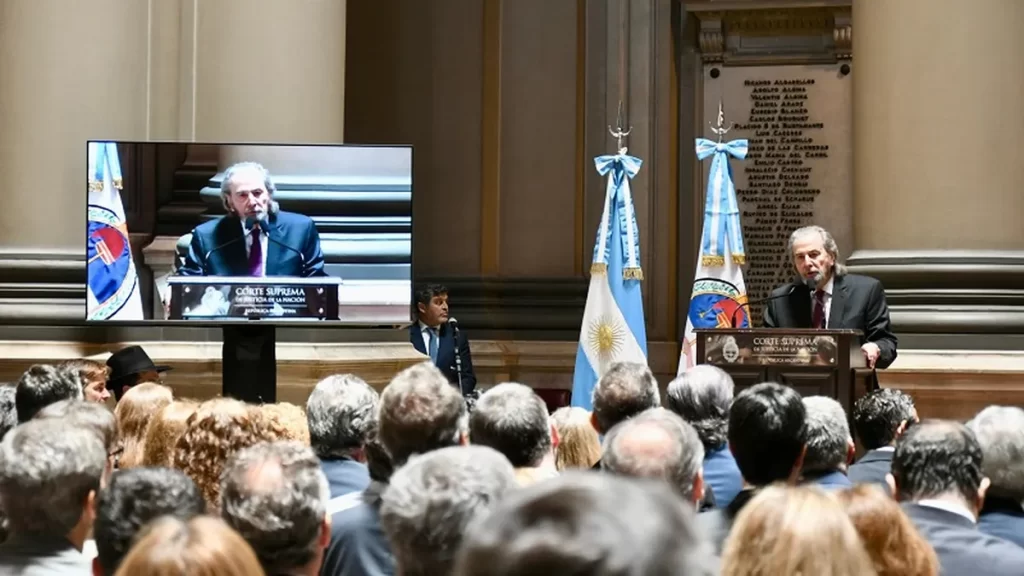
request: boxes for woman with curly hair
[835,484,939,576]
[258,402,310,445]
[140,399,198,467]
[114,382,173,468]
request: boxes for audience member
[92,467,207,575]
[35,399,119,480]
[890,420,1024,575]
[835,484,939,576]
[603,407,705,506]
[697,381,807,553]
[140,400,198,467]
[260,402,311,445]
[966,406,1024,548]
[470,382,559,486]
[380,445,516,576]
[0,419,107,573]
[221,441,331,576]
[850,388,918,489]
[15,363,83,422]
[455,471,716,576]
[57,358,112,403]
[800,395,855,489]
[112,516,265,576]
[307,374,378,499]
[378,362,468,466]
[113,382,173,468]
[721,485,875,576]
[0,385,17,441]
[666,365,744,506]
[549,406,601,470]
[105,345,170,402]
[590,361,660,437]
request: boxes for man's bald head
[602,408,705,503]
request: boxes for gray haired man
[800,396,855,490]
[306,374,379,503]
[0,418,107,573]
[220,441,332,576]
[967,406,1024,548]
[470,382,559,486]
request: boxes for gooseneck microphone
[448,317,465,396]
[730,284,799,328]
[202,212,268,263]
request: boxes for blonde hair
[141,400,199,467]
[722,485,877,576]
[550,407,602,470]
[258,402,311,445]
[114,515,266,576]
[835,484,939,576]
[114,382,174,469]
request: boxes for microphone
[730,284,799,328]
[200,212,268,263]
[802,276,819,292]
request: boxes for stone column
[850,0,1024,344]
[190,0,347,143]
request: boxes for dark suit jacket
[408,322,477,395]
[802,469,853,490]
[978,496,1024,549]
[763,273,897,369]
[903,502,1024,575]
[703,446,744,508]
[321,482,395,576]
[697,488,758,555]
[178,211,326,277]
[848,448,894,490]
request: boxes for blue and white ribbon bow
[88,141,123,192]
[695,138,747,266]
[592,153,643,279]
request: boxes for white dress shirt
[241,220,268,276]
[812,276,835,327]
[419,321,439,355]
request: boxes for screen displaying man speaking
[177,162,326,277]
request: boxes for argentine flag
[86,141,144,320]
[571,153,648,410]
[678,137,749,374]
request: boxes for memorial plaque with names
[700,66,852,326]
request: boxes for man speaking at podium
[178,162,326,277]
[763,225,897,370]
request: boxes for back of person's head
[852,388,917,450]
[15,364,83,423]
[801,396,854,474]
[455,471,715,576]
[721,485,876,576]
[891,420,985,508]
[728,382,806,486]
[549,407,602,470]
[0,418,106,538]
[603,408,705,503]
[836,484,939,576]
[305,373,379,461]
[470,382,552,468]
[257,402,310,444]
[35,399,118,457]
[114,382,174,468]
[381,445,516,576]
[141,400,198,467]
[94,466,207,574]
[967,405,1024,501]
[113,516,266,576]
[0,385,17,441]
[379,362,467,466]
[591,362,660,434]
[220,441,330,576]
[666,365,734,452]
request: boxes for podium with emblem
[694,328,874,416]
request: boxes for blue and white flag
[678,138,750,374]
[572,153,648,410]
[87,141,144,320]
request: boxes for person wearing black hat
[106,346,171,402]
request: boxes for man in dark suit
[799,396,854,490]
[177,162,326,277]
[763,225,897,370]
[408,283,476,395]
[696,382,807,554]
[967,406,1024,548]
[849,388,918,490]
[889,420,1024,574]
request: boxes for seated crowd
[1,350,1023,575]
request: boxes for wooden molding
[481,0,503,275]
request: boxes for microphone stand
[730,284,799,328]
[451,322,465,396]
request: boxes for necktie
[812,289,826,329]
[428,328,439,363]
[248,226,263,276]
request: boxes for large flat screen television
[85,141,412,325]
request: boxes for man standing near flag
[763,225,898,370]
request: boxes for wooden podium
[694,328,875,415]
